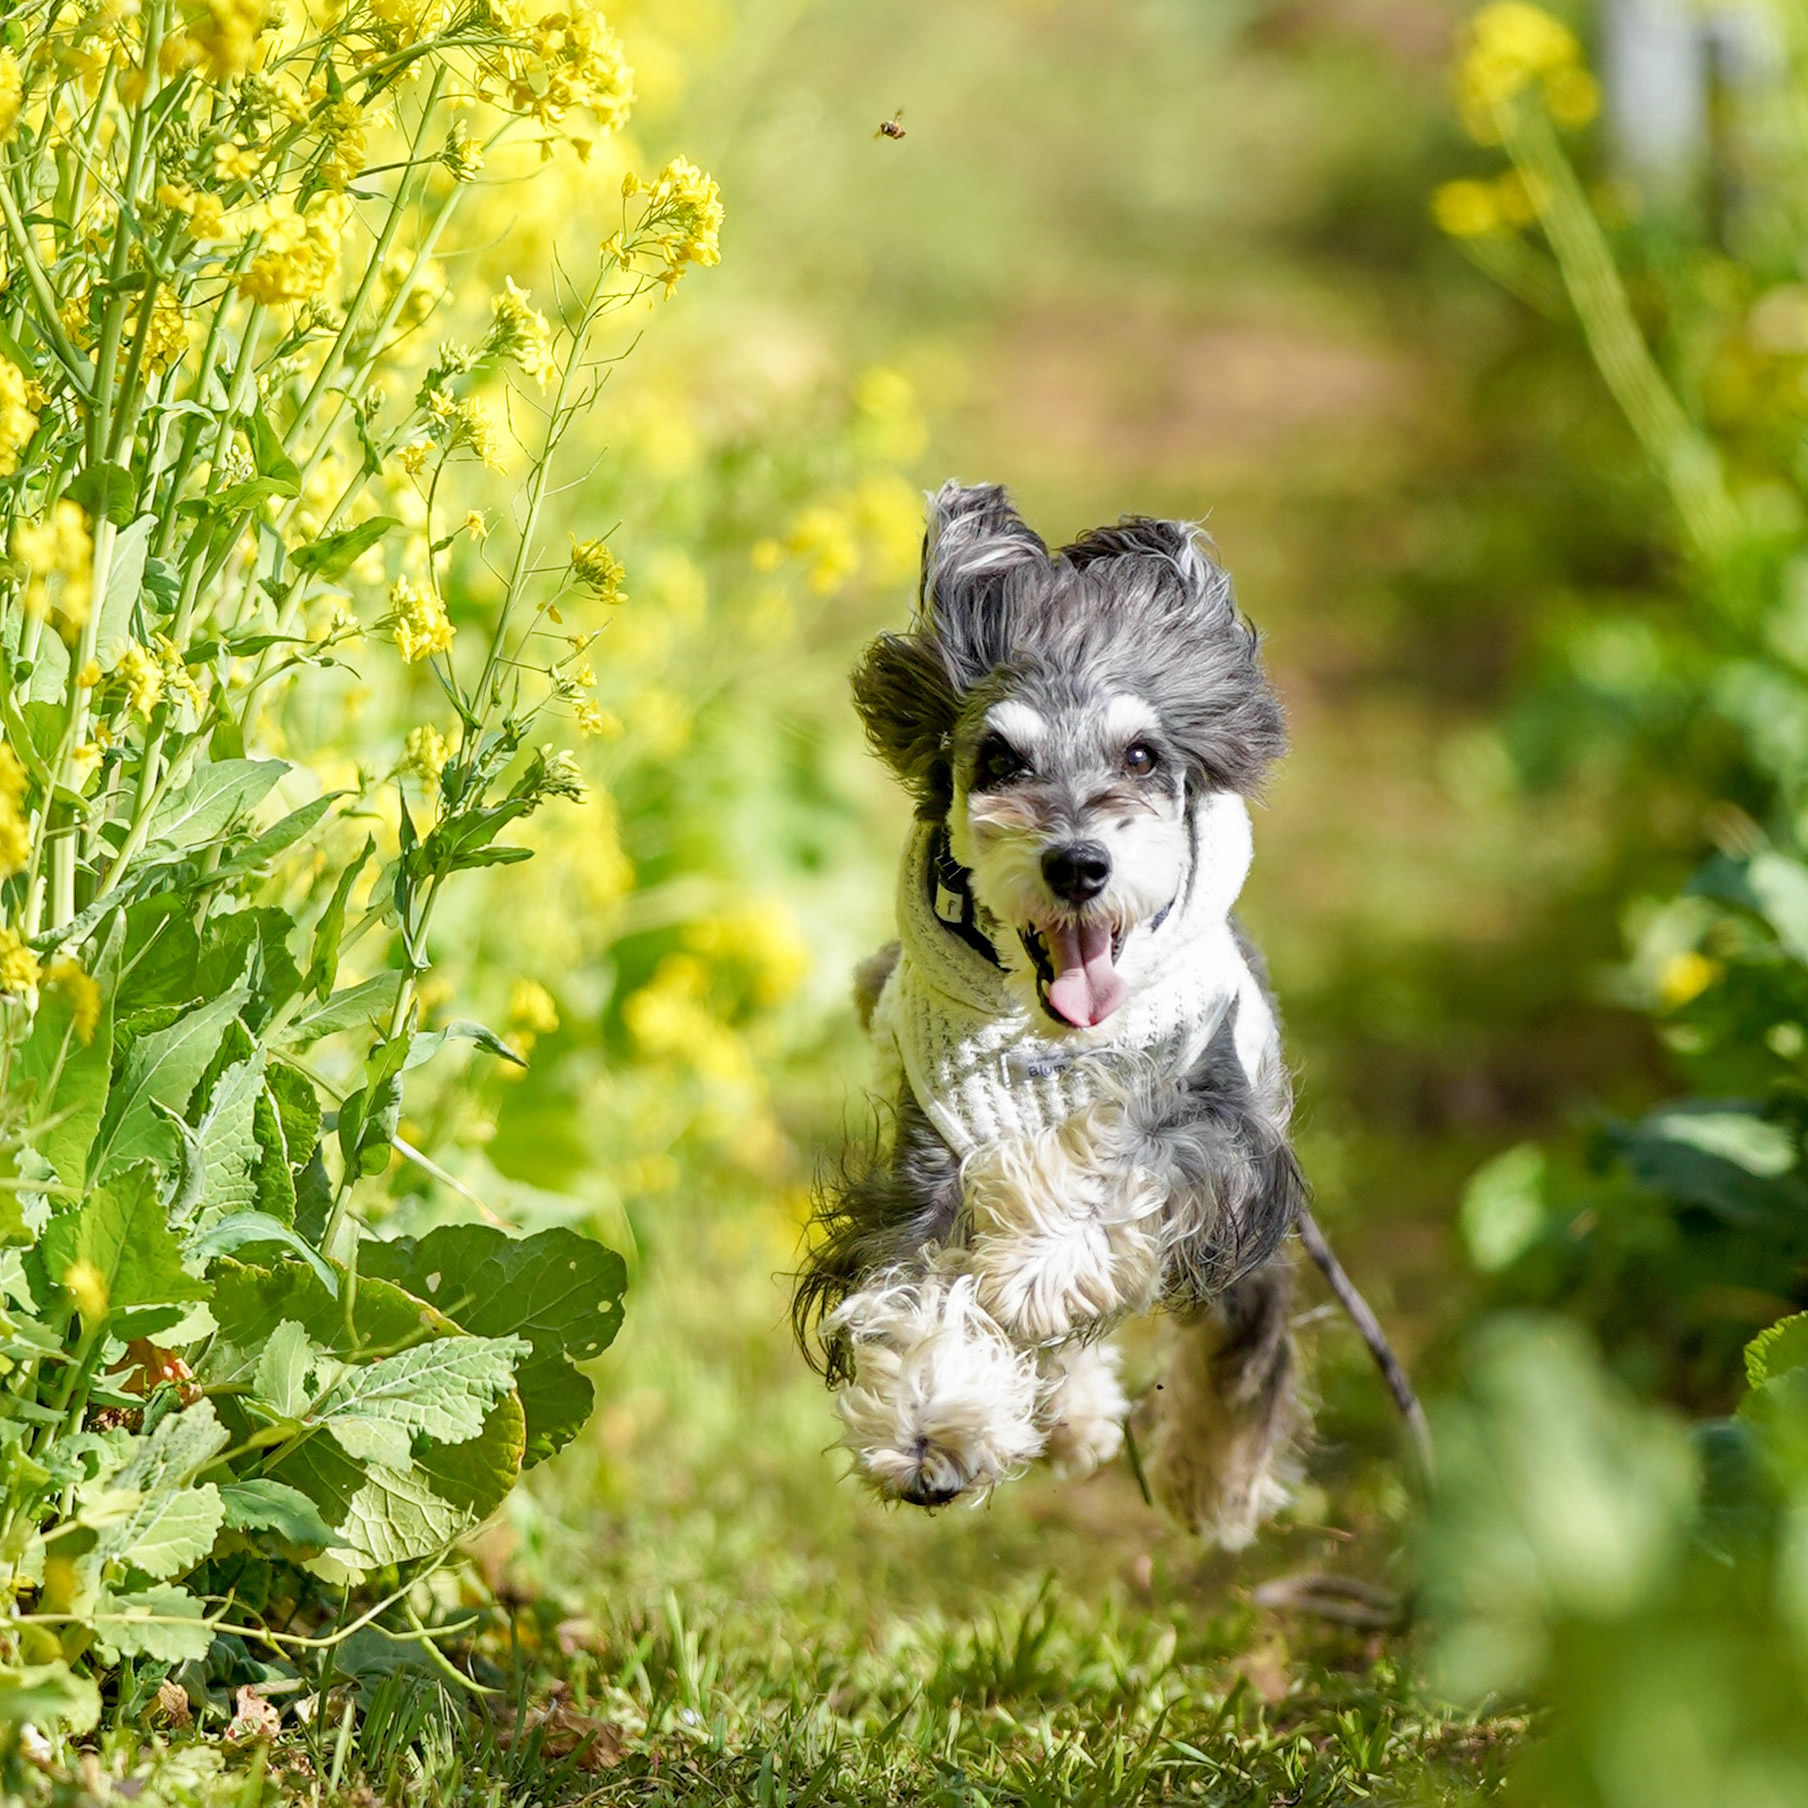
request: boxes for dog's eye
[974,734,1028,790]
[1124,742,1158,777]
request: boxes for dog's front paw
[963,1110,1166,1343]
[1038,1339,1129,1477]
[830,1271,1043,1506]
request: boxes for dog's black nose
[1042,841,1111,903]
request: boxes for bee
[875,109,907,140]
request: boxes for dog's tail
[1141,1264,1300,1549]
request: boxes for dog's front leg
[831,1265,1045,1505]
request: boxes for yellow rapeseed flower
[0,51,21,141]
[570,536,626,601]
[402,723,450,781]
[46,958,101,1043]
[390,575,454,662]
[236,199,345,306]
[632,155,722,291]
[1658,949,1719,1009]
[0,925,42,994]
[508,977,559,1036]
[1432,178,1502,238]
[189,0,271,83]
[0,745,31,877]
[1455,2,1590,143]
[489,277,558,388]
[574,698,621,739]
[115,640,165,716]
[0,356,40,475]
[14,502,94,640]
[63,1259,108,1324]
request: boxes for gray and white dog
[793,481,1305,1547]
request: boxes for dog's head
[854,482,1283,1031]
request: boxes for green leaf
[92,1584,213,1663]
[94,515,152,656]
[0,1662,101,1734]
[304,836,374,1003]
[361,1225,626,1465]
[251,1319,320,1420]
[281,973,400,1045]
[205,793,337,884]
[1746,1312,1808,1388]
[311,1332,530,1466]
[298,1392,526,1576]
[93,1400,229,1578]
[145,759,288,855]
[218,1478,333,1548]
[190,1050,265,1230]
[292,516,399,578]
[66,462,140,525]
[404,1018,527,1071]
[196,908,301,1025]
[187,1212,337,1295]
[1746,851,1808,964]
[39,1164,207,1336]
[117,895,200,1013]
[248,405,302,487]
[16,911,124,1187]
[92,982,250,1181]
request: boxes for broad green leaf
[361,1224,626,1465]
[1747,1312,1808,1388]
[191,1050,265,1229]
[66,461,139,525]
[205,792,337,885]
[292,516,399,578]
[87,1401,228,1580]
[1746,851,1808,965]
[312,1332,529,1465]
[0,1662,101,1734]
[38,1164,206,1336]
[145,759,287,855]
[16,912,125,1187]
[252,1319,319,1420]
[218,1479,332,1548]
[1459,1143,1547,1274]
[92,1584,213,1663]
[92,982,250,1180]
[196,909,302,1026]
[1645,1110,1797,1176]
[207,1258,444,1369]
[186,1212,337,1295]
[116,896,201,1014]
[298,1392,526,1576]
[103,1483,224,1581]
[94,515,152,657]
[280,973,400,1045]
[302,835,373,1003]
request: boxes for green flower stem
[1503,103,1742,563]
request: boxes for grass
[6,1572,1521,1805]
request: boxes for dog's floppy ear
[851,631,960,817]
[1064,516,1285,798]
[921,481,1049,680]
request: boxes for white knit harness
[870,792,1271,1159]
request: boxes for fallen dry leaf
[497,1682,623,1770]
[226,1685,281,1743]
[152,1678,192,1729]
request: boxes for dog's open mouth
[1018,919,1129,1029]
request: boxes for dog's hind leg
[1143,1263,1299,1547]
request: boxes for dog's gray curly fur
[794,481,1306,1541]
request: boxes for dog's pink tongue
[1043,920,1127,1028]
